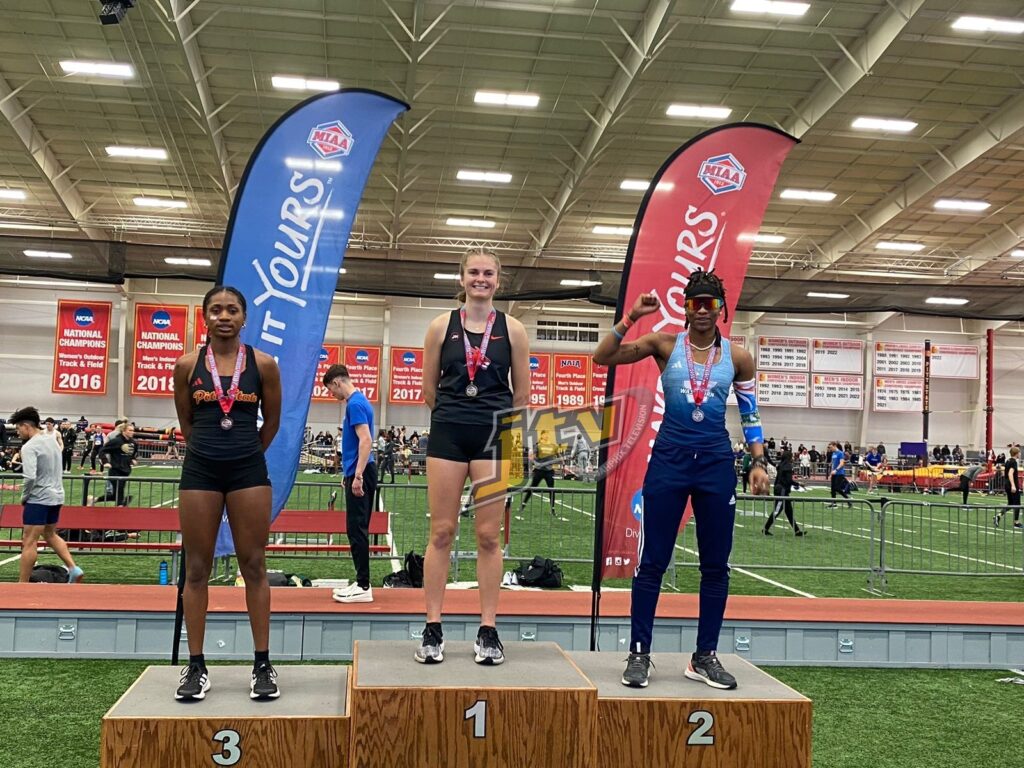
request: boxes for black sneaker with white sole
[414,623,445,664]
[175,663,210,701]
[250,662,280,700]
[473,625,505,665]
[621,652,653,688]
[685,651,737,690]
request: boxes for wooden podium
[568,652,812,768]
[348,640,597,768]
[101,665,349,768]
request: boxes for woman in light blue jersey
[594,269,770,690]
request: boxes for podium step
[350,640,597,767]
[101,665,349,768]
[568,652,811,768]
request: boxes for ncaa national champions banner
[131,303,188,397]
[596,124,797,582]
[311,344,342,402]
[214,89,408,556]
[52,300,113,395]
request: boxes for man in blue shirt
[323,365,377,604]
[826,441,852,508]
[863,445,883,492]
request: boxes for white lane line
[555,498,593,519]
[938,529,958,535]
[0,554,20,567]
[675,543,816,598]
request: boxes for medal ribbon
[683,334,715,409]
[206,343,246,416]
[460,307,496,384]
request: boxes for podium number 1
[464,700,487,738]
[687,711,715,746]
[212,729,242,766]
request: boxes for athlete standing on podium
[172,286,282,702]
[594,269,770,690]
[416,248,530,665]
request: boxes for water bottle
[159,560,169,586]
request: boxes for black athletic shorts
[179,451,271,494]
[427,420,507,463]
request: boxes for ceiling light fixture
[24,249,73,259]
[666,104,732,119]
[730,0,810,16]
[806,291,849,299]
[0,221,78,232]
[780,189,836,202]
[619,180,650,191]
[164,257,211,267]
[933,199,990,212]
[852,117,918,133]
[0,189,27,200]
[1011,249,1024,258]
[560,279,601,287]
[876,241,925,252]
[474,91,539,108]
[951,16,1024,34]
[60,60,133,78]
[338,268,347,274]
[457,170,512,184]
[446,217,495,229]
[925,297,969,306]
[134,197,188,209]
[106,146,168,160]
[739,233,786,244]
[592,225,633,236]
[271,75,339,92]
[434,272,460,280]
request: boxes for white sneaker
[332,585,373,603]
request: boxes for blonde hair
[1011,446,1020,458]
[456,248,501,304]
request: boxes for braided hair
[683,268,729,324]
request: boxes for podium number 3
[212,729,242,766]
[464,700,487,738]
[687,710,715,746]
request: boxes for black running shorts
[426,420,506,464]
[179,451,271,494]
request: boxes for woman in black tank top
[171,286,282,701]
[415,249,531,666]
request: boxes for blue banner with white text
[214,89,408,555]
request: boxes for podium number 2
[687,710,715,745]
[212,729,242,766]
[464,700,487,738]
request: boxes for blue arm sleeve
[734,379,763,445]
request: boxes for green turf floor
[0,659,1019,768]
[2,469,1022,601]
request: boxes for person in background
[863,445,883,493]
[9,406,83,584]
[960,463,982,506]
[763,447,804,537]
[993,446,1022,529]
[377,432,396,483]
[952,445,963,464]
[59,418,77,472]
[798,446,811,479]
[826,442,852,509]
[81,425,105,471]
[323,365,378,604]
[741,449,752,494]
[76,415,89,433]
[43,417,63,453]
[518,430,559,516]
[92,422,137,506]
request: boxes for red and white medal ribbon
[683,335,715,423]
[460,307,496,397]
[206,343,245,430]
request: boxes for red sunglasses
[684,296,724,312]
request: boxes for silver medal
[220,416,234,430]
[465,383,479,397]
[691,408,704,423]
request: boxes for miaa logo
[308,121,354,159]
[698,153,746,195]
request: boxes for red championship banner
[528,353,551,407]
[52,300,113,395]
[591,361,609,408]
[389,347,424,404]
[343,345,381,402]
[131,303,188,397]
[597,124,797,581]
[311,344,342,402]
[552,353,589,409]
[194,305,208,348]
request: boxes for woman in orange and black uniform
[172,286,281,702]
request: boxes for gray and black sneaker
[414,623,445,664]
[621,652,653,688]
[175,663,210,701]
[685,651,737,690]
[250,662,280,700]
[473,625,505,665]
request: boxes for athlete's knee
[429,523,457,551]
[476,529,502,555]
[236,551,266,582]
[185,560,213,586]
